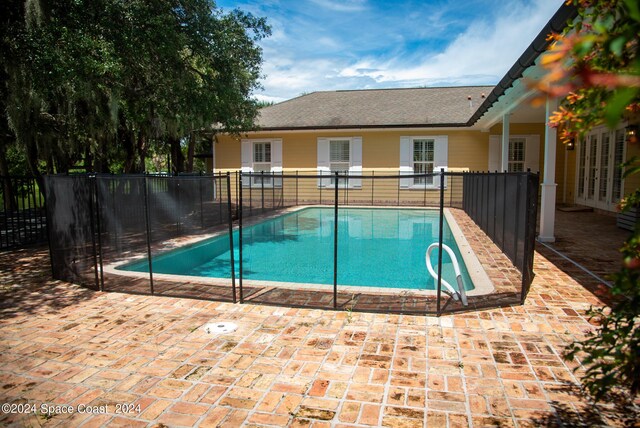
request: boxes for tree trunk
[25,139,40,177]
[95,137,110,173]
[122,130,136,173]
[0,142,17,211]
[169,137,184,174]
[136,131,147,172]
[84,144,93,173]
[186,132,195,173]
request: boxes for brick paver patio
[0,215,636,427]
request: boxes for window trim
[411,137,436,188]
[399,134,449,190]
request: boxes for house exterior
[209,2,639,241]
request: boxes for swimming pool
[116,207,488,293]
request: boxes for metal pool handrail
[426,243,468,306]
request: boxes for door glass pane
[588,135,598,198]
[578,139,586,197]
[599,132,610,201]
[612,129,624,202]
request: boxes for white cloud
[254,0,562,100]
[308,0,368,12]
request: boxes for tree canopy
[1,0,270,175]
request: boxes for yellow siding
[213,130,489,205]
[215,130,490,173]
[561,140,577,204]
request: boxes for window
[330,139,350,186]
[508,138,525,172]
[317,136,362,188]
[413,138,434,185]
[253,142,272,186]
[399,135,447,189]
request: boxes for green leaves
[605,87,638,128]
[3,0,270,173]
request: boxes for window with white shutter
[317,137,362,188]
[399,136,448,188]
[240,138,282,187]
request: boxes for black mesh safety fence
[1,176,47,249]
[95,176,151,294]
[462,171,540,305]
[45,170,538,315]
[45,173,236,301]
[236,171,535,315]
[44,175,100,289]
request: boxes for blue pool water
[118,207,474,290]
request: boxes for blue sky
[216,0,563,102]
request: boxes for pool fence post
[345,173,349,205]
[436,168,445,316]
[371,171,374,206]
[319,171,323,205]
[217,172,223,221]
[261,171,265,213]
[520,169,531,304]
[199,175,204,228]
[514,173,522,268]
[502,173,507,249]
[226,172,237,304]
[239,173,244,303]
[333,171,339,310]
[272,171,275,209]
[423,172,427,206]
[295,170,299,206]
[88,175,100,291]
[143,175,155,295]
[94,176,105,291]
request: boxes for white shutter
[524,134,540,173]
[271,138,283,187]
[349,137,362,188]
[488,135,501,172]
[399,136,412,188]
[317,137,330,187]
[241,139,252,187]
[433,136,448,188]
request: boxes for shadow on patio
[0,245,97,320]
[535,209,629,307]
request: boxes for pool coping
[102,205,495,297]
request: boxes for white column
[539,97,558,242]
[501,114,510,172]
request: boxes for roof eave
[255,123,470,131]
[467,3,578,126]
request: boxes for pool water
[118,207,474,291]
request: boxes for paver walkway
[0,242,636,427]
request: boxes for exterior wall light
[566,139,575,150]
[626,124,638,144]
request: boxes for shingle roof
[256,86,495,130]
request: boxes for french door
[576,126,625,211]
